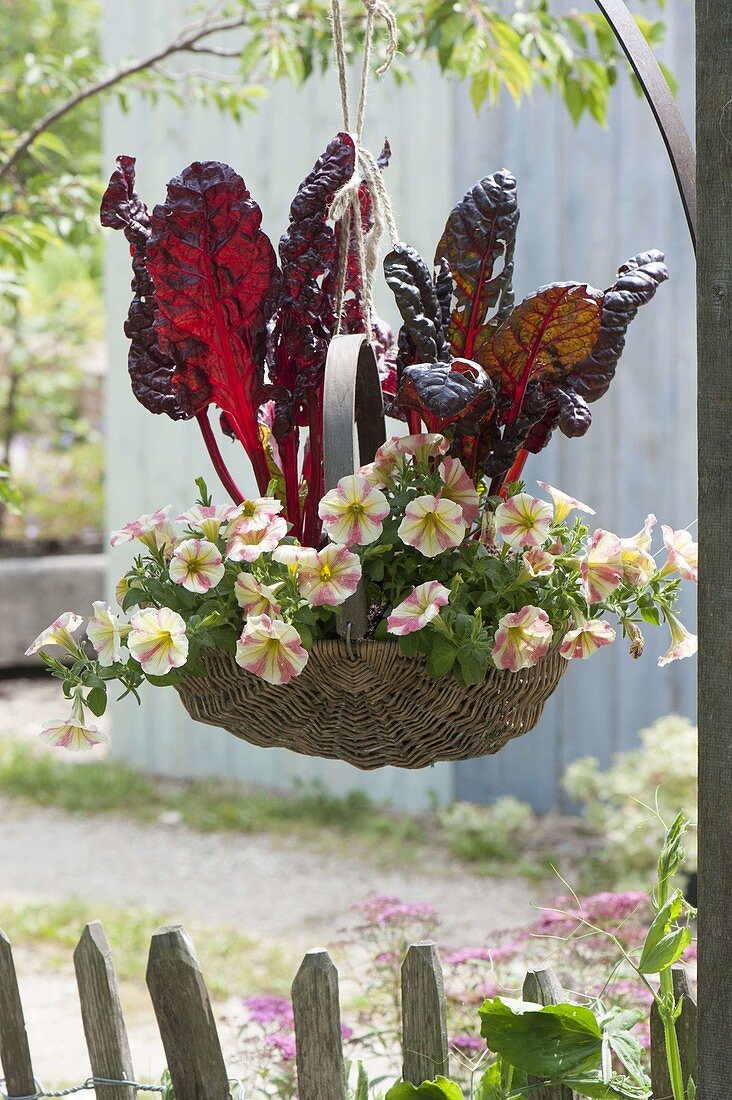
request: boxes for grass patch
[0,741,424,862]
[0,897,293,1000]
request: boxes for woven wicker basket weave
[174,641,567,770]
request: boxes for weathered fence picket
[522,968,575,1100]
[401,942,450,1085]
[650,965,697,1099]
[0,924,698,1100]
[0,930,35,1100]
[73,922,136,1100]
[146,925,230,1100]
[291,950,347,1100]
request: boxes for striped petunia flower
[297,544,362,606]
[169,538,225,594]
[560,617,616,660]
[495,493,553,549]
[229,496,283,536]
[659,526,698,583]
[177,504,240,543]
[40,693,108,752]
[658,612,698,667]
[86,601,125,666]
[537,482,596,525]
[128,606,189,676]
[581,529,624,603]
[492,605,553,671]
[387,581,451,636]
[438,457,480,526]
[110,506,174,552]
[235,614,308,685]
[26,611,84,656]
[235,573,282,618]
[226,515,288,563]
[319,474,389,547]
[398,495,465,558]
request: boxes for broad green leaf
[479,997,603,1077]
[638,890,691,973]
[427,635,458,678]
[386,1077,464,1100]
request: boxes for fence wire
[0,1077,247,1100]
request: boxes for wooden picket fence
[0,922,696,1100]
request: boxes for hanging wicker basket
[174,333,568,768]
[175,640,567,770]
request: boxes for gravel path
[0,677,539,1086]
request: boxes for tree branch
[0,9,253,184]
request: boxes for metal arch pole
[593,0,697,251]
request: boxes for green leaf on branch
[86,687,107,717]
[638,892,692,974]
[385,1078,463,1100]
[426,635,458,678]
[479,997,603,1077]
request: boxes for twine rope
[328,0,400,333]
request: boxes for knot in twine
[328,0,400,334]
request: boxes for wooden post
[291,950,346,1100]
[146,926,229,1100]
[522,968,573,1100]
[696,0,732,1090]
[650,966,697,1099]
[0,930,35,1100]
[401,942,449,1085]
[73,922,137,1100]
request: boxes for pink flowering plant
[30,434,696,746]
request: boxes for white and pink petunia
[86,601,125,666]
[272,543,311,571]
[229,496,283,536]
[439,457,480,526]
[110,506,174,552]
[25,612,84,656]
[128,606,189,676]
[494,493,553,550]
[626,513,657,553]
[659,526,698,583]
[581,529,624,604]
[40,713,108,752]
[169,538,225,594]
[235,614,308,685]
[560,618,616,660]
[394,433,449,463]
[537,482,596,525]
[387,581,451,636]
[520,546,556,579]
[297,544,362,606]
[226,515,288,563]
[235,573,282,618]
[398,494,466,558]
[177,504,239,543]
[620,540,657,586]
[318,475,389,547]
[492,605,553,671]
[658,612,698,667]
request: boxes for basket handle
[323,333,387,639]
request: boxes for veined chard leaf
[568,250,669,403]
[384,243,451,366]
[147,160,279,487]
[399,358,495,425]
[276,130,356,407]
[435,170,519,359]
[385,1078,464,1100]
[100,155,192,421]
[481,282,603,420]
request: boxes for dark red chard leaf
[384,243,451,365]
[435,170,519,360]
[99,156,191,421]
[481,282,603,419]
[146,161,279,488]
[567,250,669,402]
[276,131,356,394]
[399,358,495,426]
[518,251,669,459]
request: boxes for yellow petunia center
[348,502,364,515]
[242,501,257,517]
[319,564,333,582]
